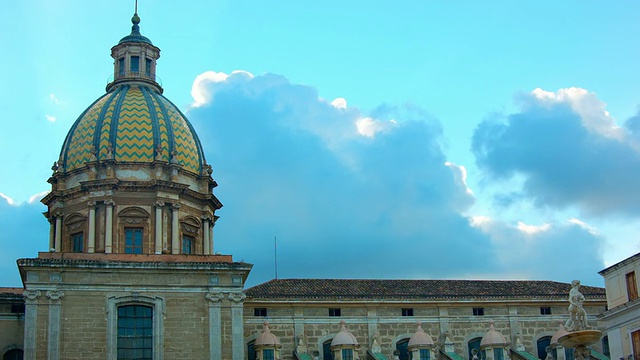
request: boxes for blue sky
[0,1,639,287]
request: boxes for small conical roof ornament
[119,0,153,45]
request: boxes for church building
[0,8,611,360]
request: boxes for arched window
[537,336,552,360]
[468,337,482,360]
[323,339,333,360]
[396,338,410,360]
[247,340,256,360]
[117,305,153,360]
[106,295,163,360]
[3,349,23,360]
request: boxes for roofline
[599,251,640,275]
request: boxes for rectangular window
[254,308,267,317]
[540,307,552,315]
[627,271,639,301]
[342,349,353,360]
[145,58,152,78]
[402,308,414,316]
[118,57,125,76]
[125,228,143,254]
[472,307,484,316]
[420,349,431,360]
[117,305,153,360]
[182,236,193,254]
[72,233,84,253]
[130,56,140,75]
[11,304,25,314]
[494,348,504,360]
[328,308,341,317]
[263,349,275,360]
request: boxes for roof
[246,279,606,301]
[59,84,205,175]
[599,252,640,275]
[512,350,539,360]
[0,287,23,300]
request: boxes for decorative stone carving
[88,201,97,208]
[105,199,115,206]
[227,292,246,303]
[565,280,589,331]
[46,290,65,302]
[90,146,97,161]
[24,290,41,302]
[155,200,165,208]
[205,292,224,303]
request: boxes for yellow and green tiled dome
[59,84,206,175]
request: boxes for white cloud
[331,97,347,109]
[48,93,59,104]
[445,161,473,195]
[45,114,56,122]
[517,221,551,235]
[469,215,492,228]
[190,70,255,108]
[355,117,396,138]
[530,87,621,139]
[568,217,598,235]
[0,193,15,206]
[28,191,50,204]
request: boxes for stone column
[203,217,211,255]
[171,204,180,254]
[54,213,62,252]
[105,199,114,253]
[228,292,246,360]
[206,292,224,360]
[23,290,41,360]
[46,290,65,360]
[49,218,55,252]
[155,201,164,254]
[88,201,96,253]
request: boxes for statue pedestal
[558,330,602,360]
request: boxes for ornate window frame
[106,294,164,360]
[117,206,150,253]
[64,213,87,252]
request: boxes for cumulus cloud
[0,193,14,206]
[473,87,640,217]
[188,72,605,286]
[190,70,255,108]
[470,217,604,283]
[45,114,56,122]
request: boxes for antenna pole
[274,236,278,280]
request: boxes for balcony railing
[107,71,163,87]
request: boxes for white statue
[565,280,589,331]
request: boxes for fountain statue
[557,280,602,360]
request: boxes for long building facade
[0,8,615,360]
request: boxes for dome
[408,321,434,348]
[331,321,358,347]
[480,321,507,348]
[59,83,206,175]
[255,322,281,347]
[551,322,569,346]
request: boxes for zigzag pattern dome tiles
[60,85,205,174]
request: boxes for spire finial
[135,0,139,14]
[131,1,141,34]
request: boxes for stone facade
[599,252,640,360]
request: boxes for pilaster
[46,290,65,360]
[228,292,246,360]
[206,292,224,360]
[23,290,41,360]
